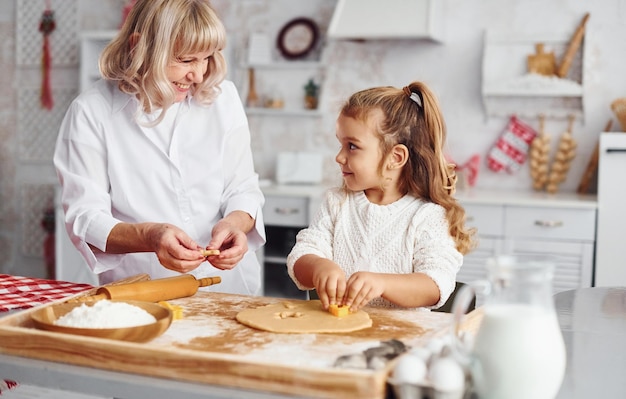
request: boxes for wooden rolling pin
[68,275,221,303]
[557,13,590,78]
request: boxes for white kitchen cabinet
[458,191,597,306]
[595,132,626,286]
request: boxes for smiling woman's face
[166,50,213,102]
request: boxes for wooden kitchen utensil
[556,13,590,78]
[68,274,221,303]
[31,300,172,343]
[611,98,626,131]
[527,43,556,76]
[577,119,613,194]
[246,68,259,107]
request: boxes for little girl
[286,81,475,311]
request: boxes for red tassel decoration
[39,2,56,110]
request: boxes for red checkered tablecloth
[0,274,94,394]
[0,274,94,313]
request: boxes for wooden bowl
[31,300,172,343]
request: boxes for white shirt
[54,79,265,295]
[286,188,462,309]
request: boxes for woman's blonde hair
[99,0,227,124]
[340,82,476,254]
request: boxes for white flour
[55,300,157,328]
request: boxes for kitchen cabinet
[261,185,325,299]
[595,132,626,286]
[259,187,597,306]
[458,190,597,306]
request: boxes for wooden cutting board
[527,43,556,76]
[0,292,479,399]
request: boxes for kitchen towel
[0,274,93,313]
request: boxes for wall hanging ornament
[529,115,551,191]
[545,115,577,194]
[450,154,480,190]
[487,115,538,173]
[39,0,56,110]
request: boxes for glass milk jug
[451,255,566,399]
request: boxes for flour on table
[55,300,156,328]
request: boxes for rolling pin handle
[197,276,222,287]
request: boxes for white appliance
[275,152,324,185]
[595,132,626,286]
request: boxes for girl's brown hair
[340,82,476,254]
[99,0,227,125]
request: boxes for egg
[428,356,466,393]
[391,354,428,385]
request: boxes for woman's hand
[204,218,249,270]
[144,223,206,273]
[342,271,386,312]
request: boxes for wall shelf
[241,61,325,118]
[481,31,586,121]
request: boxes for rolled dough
[236,300,372,333]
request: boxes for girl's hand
[311,262,347,310]
[343,271,386,312]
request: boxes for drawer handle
[534,220,563,228]
[275,207,301,215]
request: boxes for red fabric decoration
[487,116,537,173]
[457,154,481,187]
[120,0,137,28]
[0,379,19,393]
[39,2,55,110]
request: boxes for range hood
[327,0,443,42]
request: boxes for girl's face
[335,113,386,193]
[166,50,213,102]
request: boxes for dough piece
[328,304,350,317]
[236,300,372,333]
[201,249,220,256]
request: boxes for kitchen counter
[260,183,598,209]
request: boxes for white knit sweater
[286,188,463,309]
